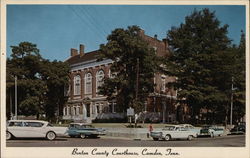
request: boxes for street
[6,135,245,147]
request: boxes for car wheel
[6,131,12,140]
[153,138,159,141]
[80,133,85,139]
[187,135,193,141]
[165,135,171,141]
[46,131,56,140]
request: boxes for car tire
[153,138,159,141]
[80,133,85,139]
[6,131,12,140]
[165,135,171,141]
[46,131,56,140]
[187,135,193,141]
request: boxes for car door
[68,124,79,136]
[23,122,45,137]
[8,121,27,137]
[176,127,188,138]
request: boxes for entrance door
[86,104,90,117]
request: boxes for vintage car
[150,125,197,141]
[229,125,245,135]
[179,124,201,136]
[199,125,225,137]
[6,120,66,140]
[66,123,106,138]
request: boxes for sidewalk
[103,127,161,140]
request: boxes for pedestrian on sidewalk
[147,124,153,138]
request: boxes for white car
[179,124,201,136]
[6,120,66,140]
[150,125,197,141]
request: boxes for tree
[40,60,70,121]
[7,42,45,118]
[6,42,69,121]
[231,31,246,123]
[98,26,161,113]
[165,9,235,124]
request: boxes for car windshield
[69,124,94,129]
[163,126,175,130]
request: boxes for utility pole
[15,76,18,120]
[230,77,234,126]
[135,58,139,101]
[135,58,139,128]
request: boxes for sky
[7,5,246,61]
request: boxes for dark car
[199,125,224,137]
[230,125,245,135]
[66,123,106,138]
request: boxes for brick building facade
[62,30,185,123]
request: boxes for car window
[8,121,23,127]
[85,125,93,128]
[69,124,75,128]
[24,122,44,127]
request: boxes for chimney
[70,48,78,57]
[80,44,85,57]
[154,34,158,39]
[162,38,168,51]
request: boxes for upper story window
[161,75,166,92]
[85,73,92,94]
[96,70,104,93]
[153,46,157,54]
[74,75,81,95]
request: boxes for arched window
[85,73,92,94]
[96,70,104,93]
[74,75,81,95]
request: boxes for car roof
[70,123,91,125]
[8,120,48,123]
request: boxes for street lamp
[230,77,235,126]
[14,76,18,120]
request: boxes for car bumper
[150,132,163,139]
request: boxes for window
[96,70,104,93]
[74,75,81,95]
[161,75,166,92]
[85,73,92,94]
[24,122,44,127]
[8,121,23,127]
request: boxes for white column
[83,104,87,119]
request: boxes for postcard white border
[1,0,249,158]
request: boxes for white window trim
[84,73,92,94]
[74,75,81,95]
[96,70,105,94]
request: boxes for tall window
[85,73,92,94]
[161,75,166,92]
[96,70,104,93]
[74,75,81,95]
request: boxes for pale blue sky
[7,5,246,61]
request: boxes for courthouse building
[62,30,188,123]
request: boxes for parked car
[150,125,197,141]
[199,125,224,137]
[6,120,65,140]
[66,123,106,138]
[179,124,201,136]
[229,125,245,135]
